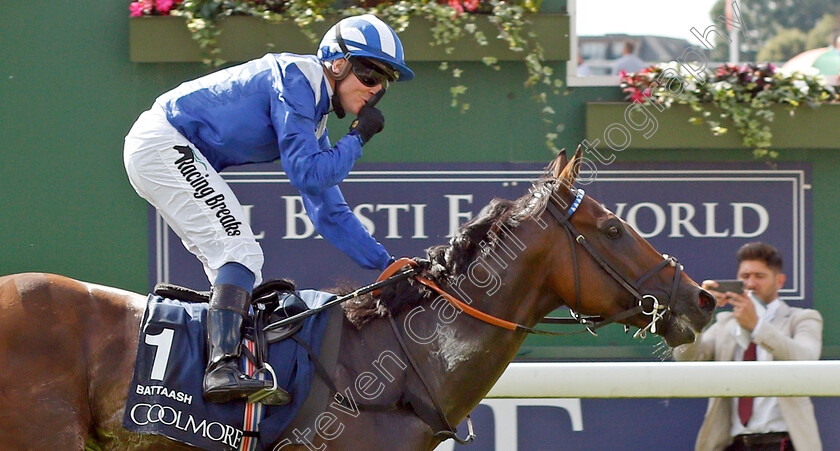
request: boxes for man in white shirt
[611,41,645,75]
[577,53,593,76]
[673,242,823,451]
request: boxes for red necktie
[738,342,757,425]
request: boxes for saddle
[153,279,340,404]
[153,279,320,406]
[154,278,306,343]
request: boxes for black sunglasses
[350,58,397,88]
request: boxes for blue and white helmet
[318,14,415,82]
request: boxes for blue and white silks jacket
[155,53,390,271]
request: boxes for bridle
[390,184,685,339]
[543,185,684,338]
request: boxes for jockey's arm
[279,120,363,196]
[274,70,364,197]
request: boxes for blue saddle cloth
[122,290,334,450]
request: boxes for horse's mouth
[657,288,715,347]
[660,307,715,346]
[623,309,704,347]
[659,314,695,346]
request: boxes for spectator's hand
[701,279,729,308]
[350,105,385,144]
[724,291,759,331]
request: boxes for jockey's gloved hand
[412,257,431,269]
[414,257,443,275]
[350,105,385,144]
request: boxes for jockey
[123,14,414,404]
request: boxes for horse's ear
[557,144,582,186]
[546,149,567,180]
[571,144,583,176]
[551,148,568,179]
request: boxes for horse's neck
[413,258,559,423]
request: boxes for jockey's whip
[263,263,420,333]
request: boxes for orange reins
[375,258,520,332]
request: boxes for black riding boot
[203,284,275,403]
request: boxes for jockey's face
[331,58,386,116]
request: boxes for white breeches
[123,104,264,286]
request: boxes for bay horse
[0,150,714,450]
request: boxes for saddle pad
[277,303,344,443]
[122,290,335,451]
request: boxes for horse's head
[533,148,715,346]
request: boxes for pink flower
[129,1,145,16]
[156,0,175,13]
[463,0,479,11]
[448,0,464,15]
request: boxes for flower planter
[129,14,569,63]
[586,102,840,150]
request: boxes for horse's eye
[605,225,622,239]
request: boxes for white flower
[710,81,731,92]
[792,79,809,94]
[801,66,820,77]
[776,66,795,78]
[187,18,206,32]
[684,79,698,93]
[678,63,700,79]
[657,61,680,74]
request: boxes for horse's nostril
[697,289,715,312]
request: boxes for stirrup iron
[246,363,290,405]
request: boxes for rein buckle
[569,309,598,336]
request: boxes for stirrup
[203,359,273,403]
[246,363,291,406]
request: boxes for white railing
[486,361,840,398]
[435,361,840,451]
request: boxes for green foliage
[754,12,838,63]
[740,0,838,44]
[805,13,839,50]
[756,28,807,62]
[708,0,838,61]
[620,62,838,159]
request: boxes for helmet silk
[318,14,415,82]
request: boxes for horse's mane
[341,172,556,328]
